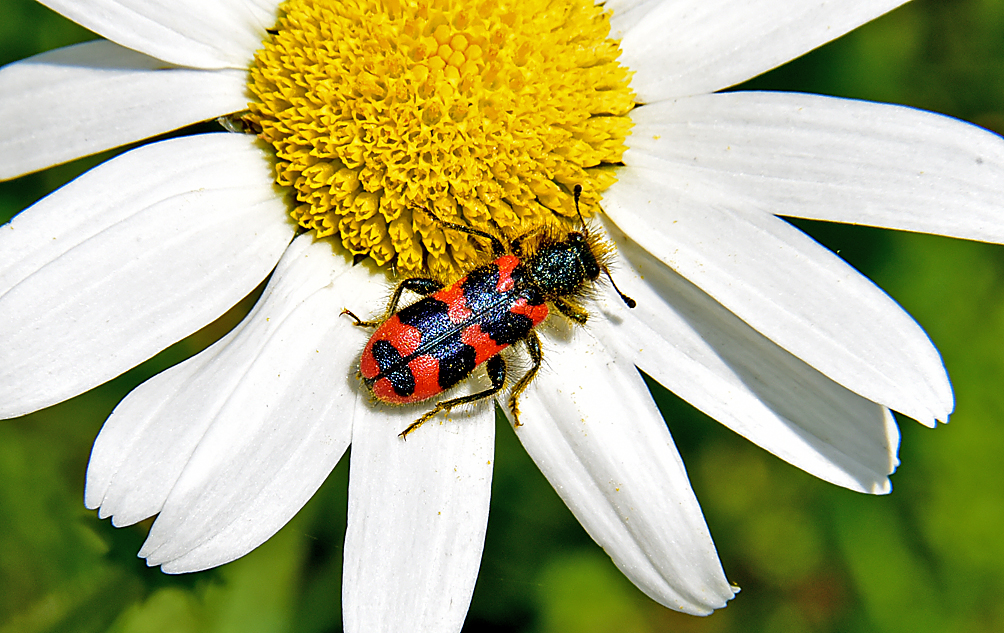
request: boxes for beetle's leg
[508,331,542,426]
[553,298,589,325]
[420,208,507,257]
[339,308,376,327]
[399,355,507,439]
[385,277,442,314]
[509,229,537,258]
[341,277,443,328]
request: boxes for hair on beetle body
[508,220,621,314]
[342,184,635,438]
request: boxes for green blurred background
[2,0,1003,631]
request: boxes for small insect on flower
[343,185,636,438]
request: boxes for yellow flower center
[247,0,634,278]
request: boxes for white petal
[602,167,952,427]
[38,0,279,69]
[85,319,245,523]
[605,0,676,40]
[110,239,383,572]
[343,401,494,633]
[596,223,899,493]
[0,40,249,180]
[603,0,663,37]
[0,133,294,419]
[627,92,1004,243]
[513,327,735,615]
[614,0,908,101]
[84,234,352,521]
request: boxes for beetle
[343,185,635,438]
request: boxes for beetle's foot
[509,398,524,427]
[341,308,377,328]
[399,408,442,439]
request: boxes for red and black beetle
[343,185,635,438]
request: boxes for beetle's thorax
[524,232,600,298]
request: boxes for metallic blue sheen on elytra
[369,259,547,399]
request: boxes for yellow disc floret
[247,0,634,278]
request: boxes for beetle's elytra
[343,185,635,438]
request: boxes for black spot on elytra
[397,297,450,330]
[372,339,403,372]
[434,334,478,389]
[372,339,415,397]
[480,287,545,346]
[460,264,502,313]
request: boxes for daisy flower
[2,0,1003,630]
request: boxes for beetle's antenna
[573,184,588,238]
[574,184,636,309]
[606,273,637,309]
